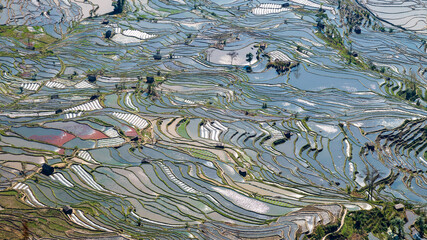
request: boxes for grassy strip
[184,147,218,161]
[254,195,295,208]
[314,29,366,69]
[176,119,191,139]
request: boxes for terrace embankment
[200,204,343,239]
[0,190,120,239]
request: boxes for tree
[262,103,267,109]
[294,62,301,79]
[246,53,253,63]
[105,30,112,39]
[345,185,351,194]
[312,225,325,240]
[146,82,156,98]
[112,0,125,14]
[390,217,404,239]
[227,51,238,65]
[353,211,363,231]
[416,216,425,237]
[364,168,382,201]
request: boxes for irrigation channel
[0,0,426,239]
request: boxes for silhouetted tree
[365,168,382,201]
[105,30,112,39]
[227,51,238,65]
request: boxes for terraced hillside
[0,0,426,239]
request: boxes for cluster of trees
[266,60,297,74]
[415,215,426,239]
[397,78,426,103]
[308,202,426,240]
[338,1,370,32]
[112,0,125,14]
[320,206,403,240]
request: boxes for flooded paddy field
[0,0,426,239]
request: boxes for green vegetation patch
[176,119,191,139]
[324,203,408,240]
[158,8,182,15]
[183,147,218,161]
[0,25,57,50]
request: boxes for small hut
[62,205,73,215]
[394,203,404,211]
[153,54,162,60]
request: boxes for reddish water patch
[121,124,138,137]
[80,130,109,140]
[29,132,75,146]
[56,148,65,154]
[44,122,108,140]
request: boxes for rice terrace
[0,0,426,239]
